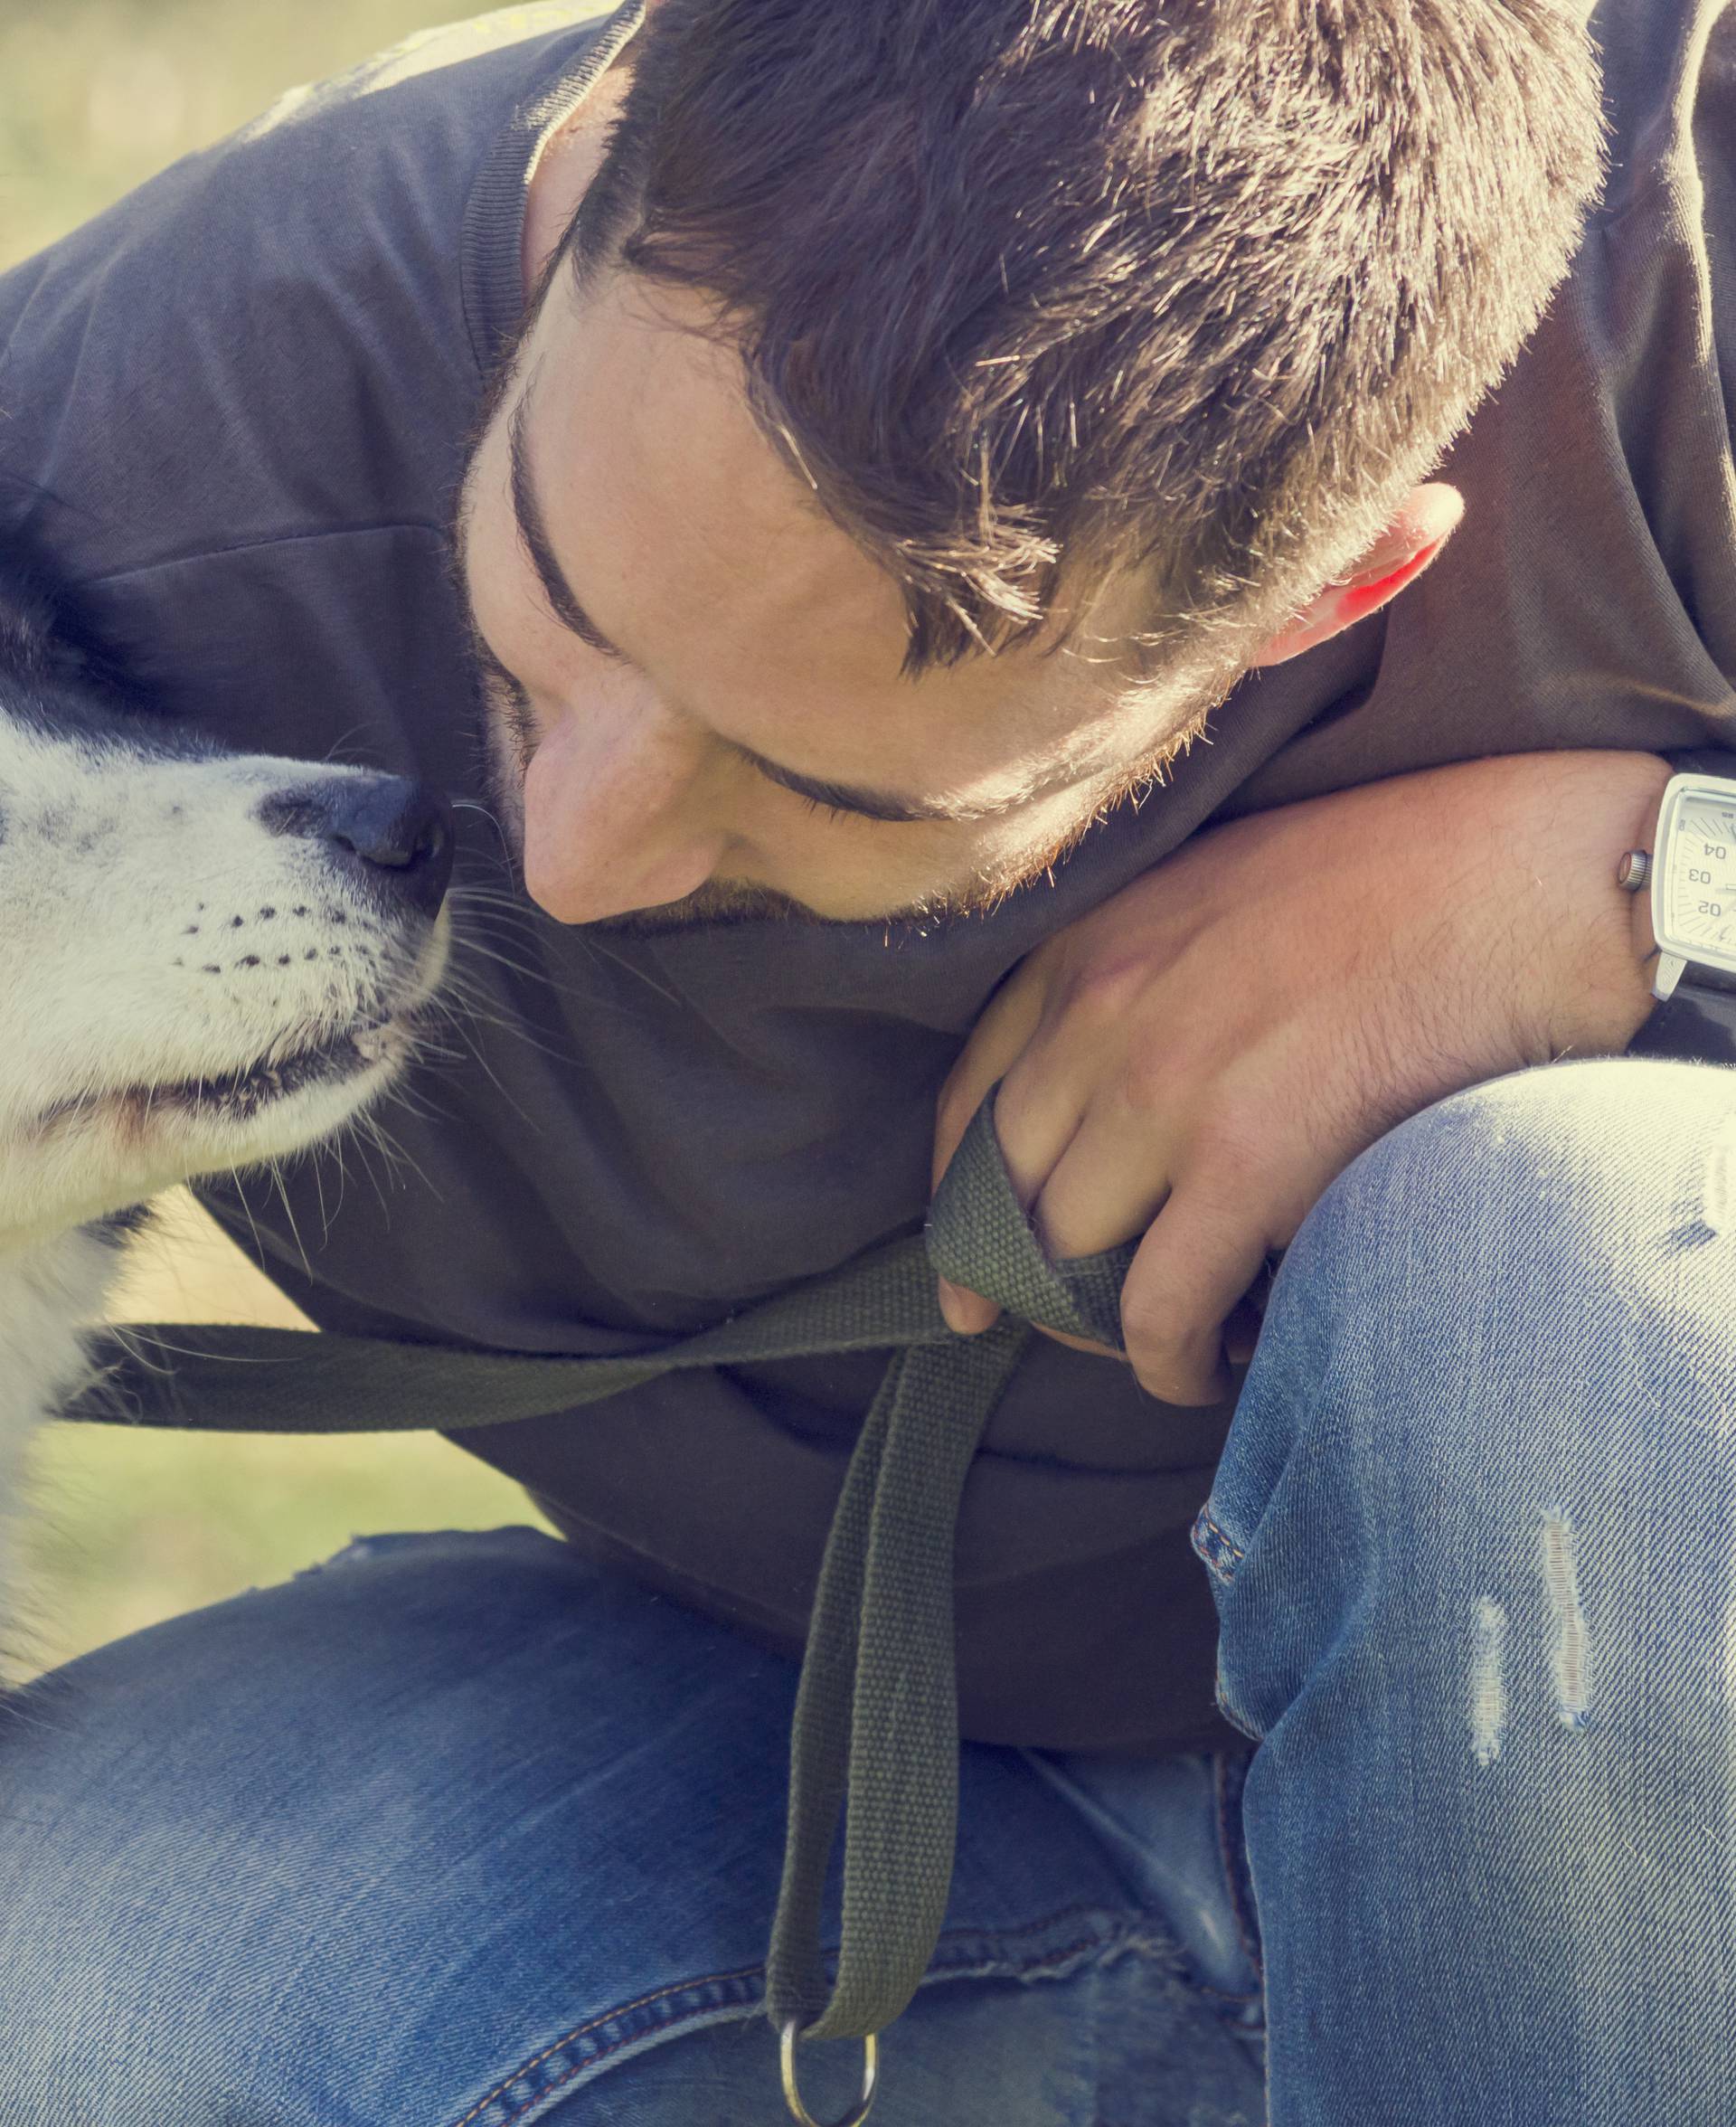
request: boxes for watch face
[1655,777,1736,971]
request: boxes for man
[0,0,1731,2121]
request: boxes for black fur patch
[89,1202,156,1247]
[0,521,217,762]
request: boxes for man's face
[456,262,1217,929]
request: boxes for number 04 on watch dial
[1646,773,1736,998]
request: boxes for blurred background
[1,0,559,1685]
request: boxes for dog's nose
[323,777,454,918]
[261,775,454,919]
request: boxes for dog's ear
[0,534,150,714]
[0,483,75,686]
[0,553,67,685]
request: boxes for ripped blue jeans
[1196,1054,1736,2122]
[0,1058,1731,2124]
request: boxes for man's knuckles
[1051,944,1156,1032]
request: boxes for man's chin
[509,832,1066,936]
[573,868,1033,934]
[581,879,821,932]
[538,867,986,935]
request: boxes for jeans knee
[1203,1059,1736,1599]
[1285,1056,1736,1390]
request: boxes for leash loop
[780,2023,879,2127]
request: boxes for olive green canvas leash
[59,1091,1135,2126]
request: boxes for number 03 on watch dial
[1652,774,1736,988]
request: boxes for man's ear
[1248,482,1465,670]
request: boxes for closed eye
[795,790,869,827]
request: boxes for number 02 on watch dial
[1653,775,1736,978]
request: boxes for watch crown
[1617,848,1651,892]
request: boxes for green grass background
[2,0,561,1687]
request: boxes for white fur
[0,1228,122,1535]
[0,706,449,1637]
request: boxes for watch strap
[1663,747,1736,778]
[1628,981,1736,1064]
[1628,747,1736,1064]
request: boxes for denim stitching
[488,1926,1154,2125]
[449,1905,1155,2127]
[1191,1506,1245,1582]
[484,1976,765,2127]
[448,1965,763,2126]
[1212,1750,1265,1995]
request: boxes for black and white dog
[0,551,452,1620]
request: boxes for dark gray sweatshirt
[4,0,1731,1754]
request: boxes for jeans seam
[1212,1751,1265,1996]
[449,1904,1154,2125]
[446,1963,763,2127]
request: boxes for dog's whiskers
[265,1157,314,1288]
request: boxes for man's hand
[932,751,1671,1406]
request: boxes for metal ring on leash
[778,2022,879,2127]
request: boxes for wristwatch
[1620,748,1736,1065]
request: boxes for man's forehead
[515,269,1152,807]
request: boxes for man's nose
[519,701,726,922]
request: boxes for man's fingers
[930,969,1051,1194]
[946,1092,1171,1350]
[1118,1186,1276,1405]
[935,1076,1084,1332]
[937,1276,1001,1335]
[1018,1095,1173,1262]
[932,993,1082,1334]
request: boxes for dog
[0,547,453,1641]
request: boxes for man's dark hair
[564,0,1603,673]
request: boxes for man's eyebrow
[505,374,1079,827]
[508,375,628,663]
